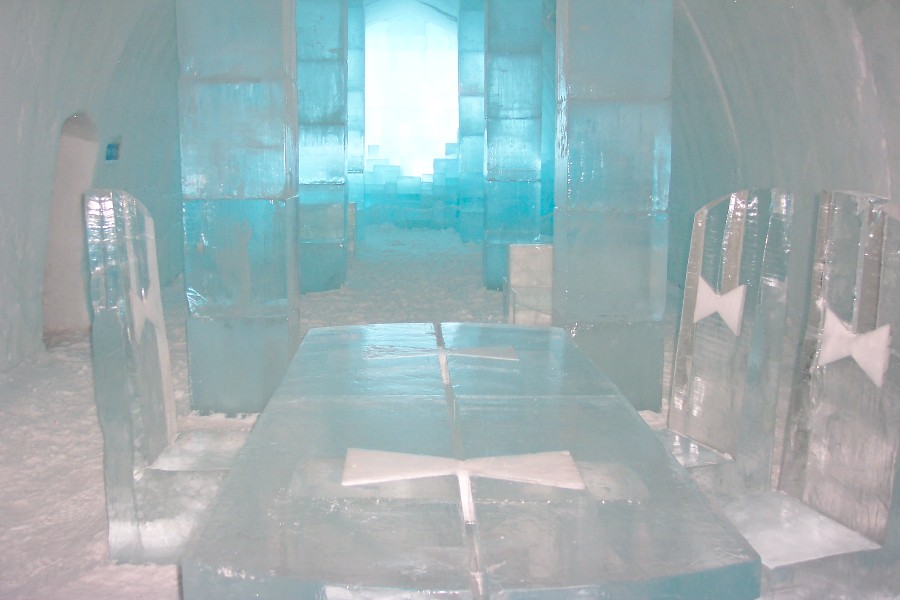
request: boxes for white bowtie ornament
[693,277,747,336]
[817,305,892,388]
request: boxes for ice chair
[662,189,794,495]
[503,242,553,326]
[720,191,900,572]
[86,190,246,563]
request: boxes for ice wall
[177,0,300,412]
[0,1,182,372]
[297,0,349,293]
[555,0,672,411]
[347,0,365,228]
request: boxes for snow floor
[1,224,898,599]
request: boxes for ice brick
[553,209,667,322]
[557,0,673,100]
[485,54,543,120]
[485,118,541,181]
[176,0,295,79]
[298,124,347,184]
[298,201,346,241]
[296,0,347,61]
[183,198,297,317]
[298,60,348,124]
[179,78,297,199]
[459,0,485,53]
[459,51,485,96]
[485,0,543,53]
[300,240,348,294]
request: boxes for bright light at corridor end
[365,8,459,176]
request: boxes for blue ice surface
[181,323,761,599]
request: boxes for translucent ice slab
[181,323,760,599]
[86,190,246,563]
[666,189,794,494]
[504,244,552,327]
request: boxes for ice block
[504,244,553,326]
[181,323,760,599]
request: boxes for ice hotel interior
[3,0,900,598]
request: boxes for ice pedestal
[181,323,760,599]
[664,189,794,495]
[86,190,245,563]
[554,0,672,411]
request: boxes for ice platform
[182,323,760,599]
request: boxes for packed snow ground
[1,224,899,599]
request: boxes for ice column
[780,192,900,546]
[457,0,485,242]
[347,0,364,249]
[297,0,349,293]
[554,0,672,410]
[177,0,300,413]
[483,0,545,288]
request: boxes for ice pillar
[297,0,349,293]
[483,0,545,289]
[457,0,485,243]
[347,0,365,248]
[554,0,672,410]
[177,0,300,413]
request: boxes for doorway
[42,114,98,338]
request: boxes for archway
[42,113,98,339]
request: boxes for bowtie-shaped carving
[817,306,892,388]
[693,277,747,336]
[342,448,584,524]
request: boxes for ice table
[182,323,760,599]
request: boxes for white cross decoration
[817,305,892,388]
[693,277,747,336]
[341,448,585,524]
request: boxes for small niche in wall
[105,137,122,161]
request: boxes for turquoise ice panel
[459,1,485,53]
[459,51,485,96]
[558,100,671,212]
[179,78,296,199]
[296,0,347,61]
[485,0,542,53]
[298,201,346,241]
[485,118,541,180]
[176,0,294,79]
[484,180,541,236]
[557,0,672,100]
[459,95,485,137]
[298,124,347,184]
[183,198,296,317]
[298,60,348,124]
[299,240,348,293]
[485,54,543,120]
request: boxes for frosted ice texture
[457,0,486,242]
[779,191,900,546]
[554,0,672,411]
[181,323,760,599]
[86,190,237,562]
[666,190,793,495]
[504,244,553,326]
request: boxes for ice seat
[182,323,760,599]
[663,189,794,494]
[85,190,248,563]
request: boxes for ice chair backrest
[778,191,900,546]
[85,189,177,558]
[668,189,793,487]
